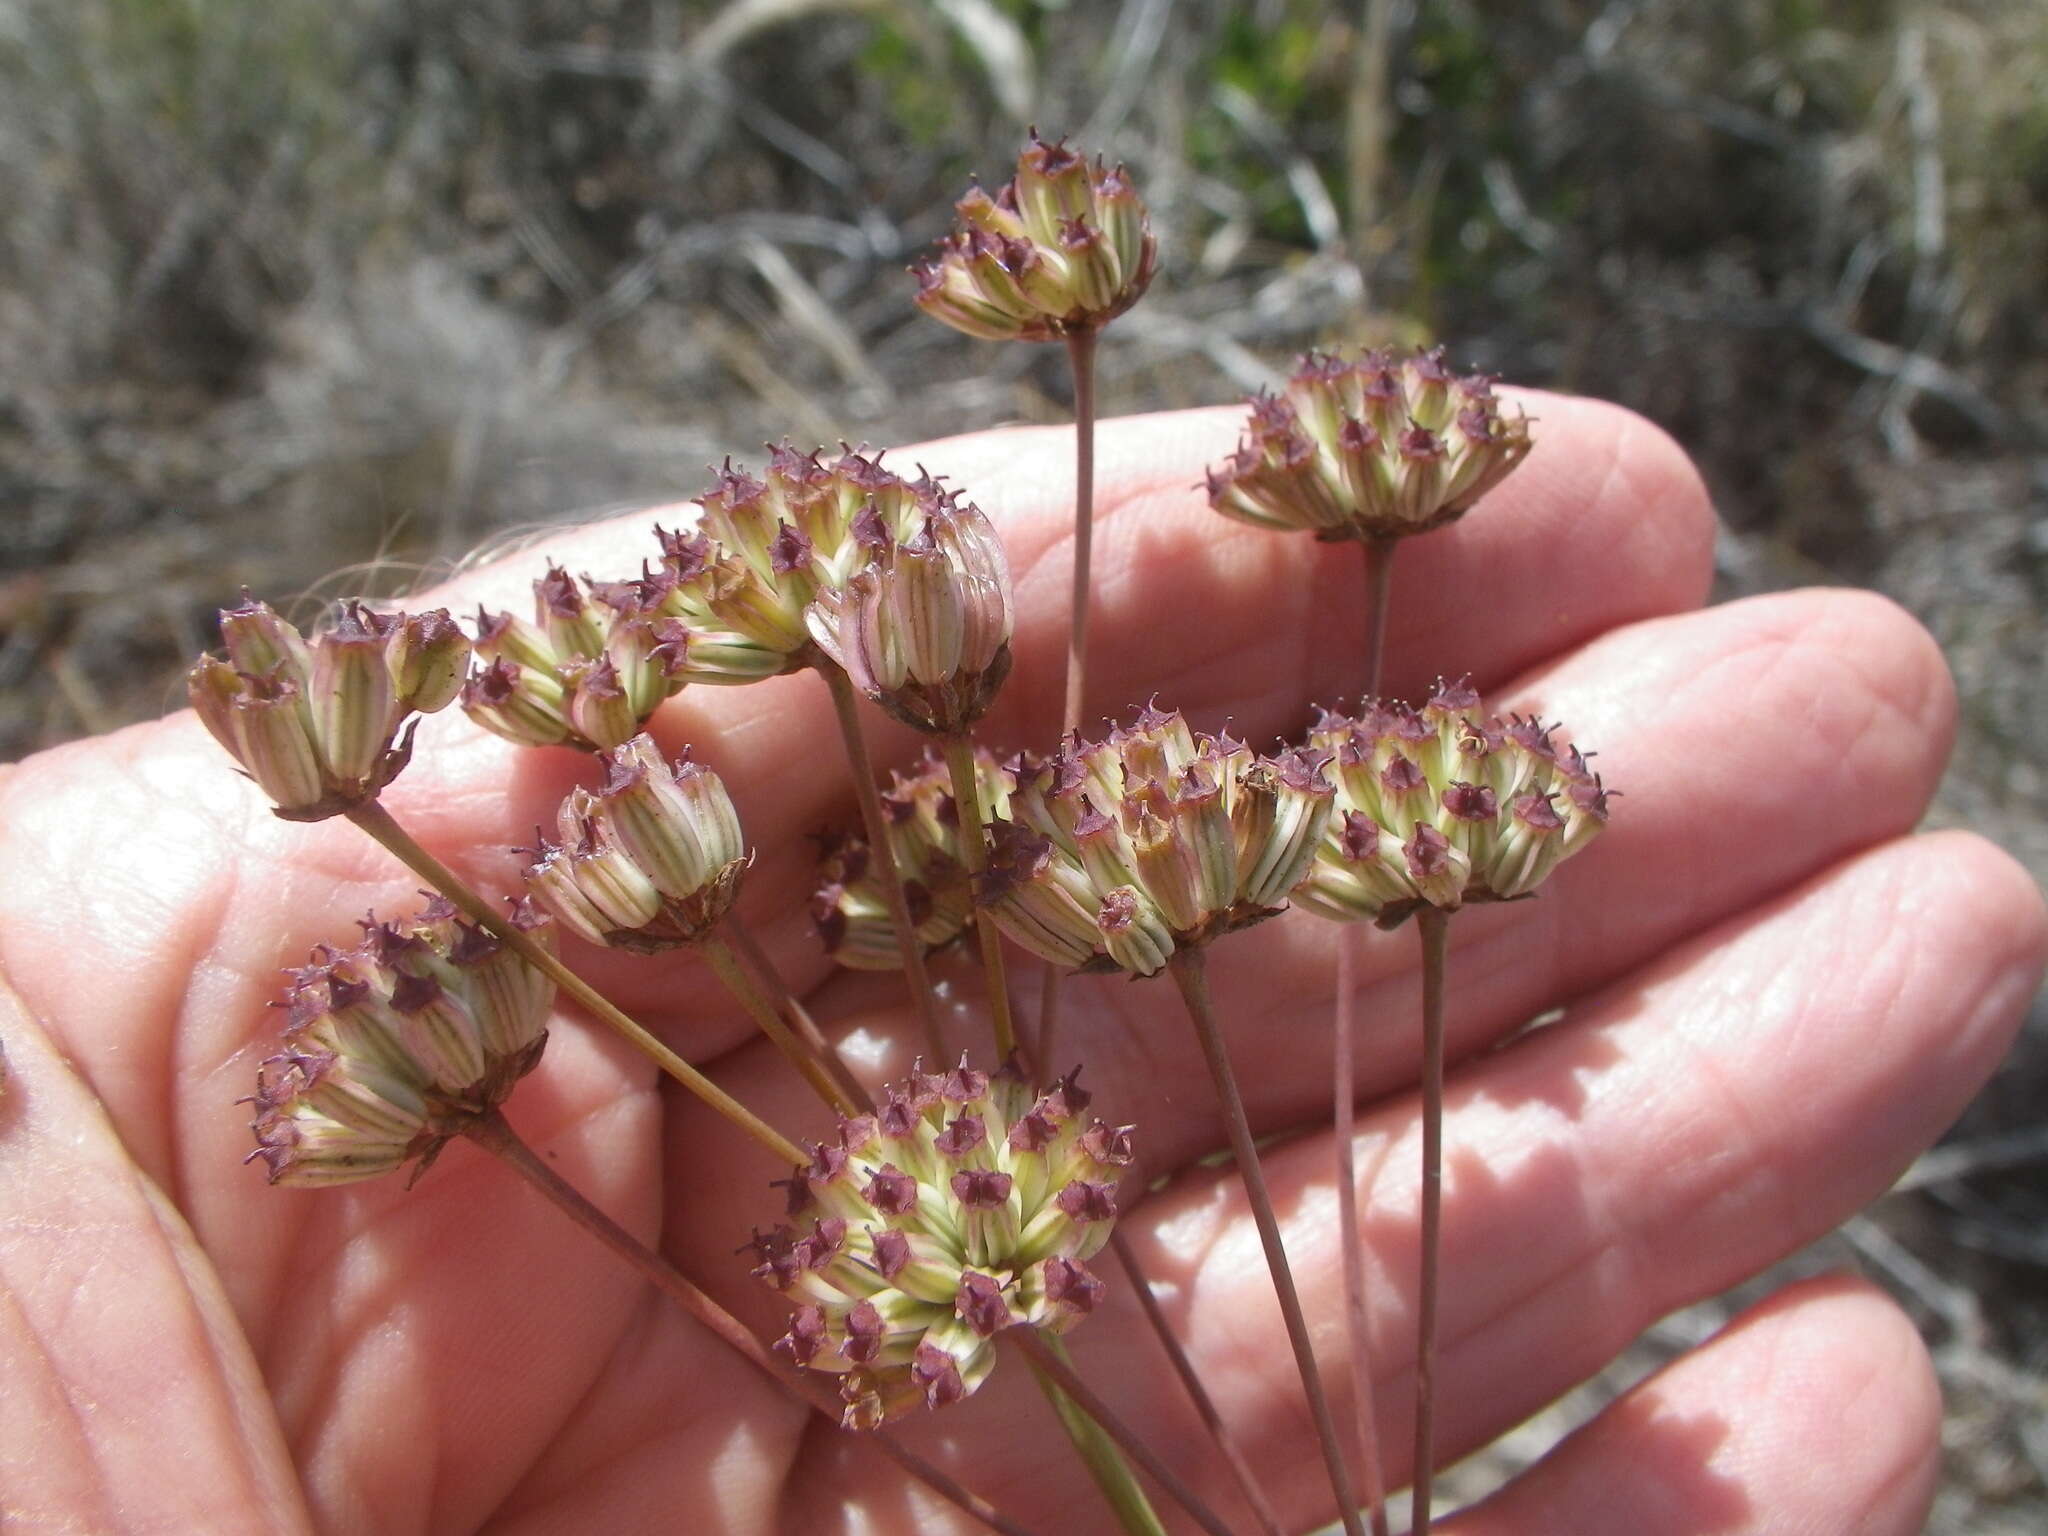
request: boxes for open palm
[1,397,2040,1534]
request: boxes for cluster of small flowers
[912,132,1156,342]
[188,596,470,820]
[245,897,556,1186]
[754,1059,1126,1427]
[459,567,700,752]
[1296,680,1610,928]
[974,703,1335,977]
[1207,348,1532,543]
[811,747,1015,969]
[520,734,748,951]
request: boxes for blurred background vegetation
[3,0,2044,1527]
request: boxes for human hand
[0,397,2039,1533]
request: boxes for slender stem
[1109,1229,1287,1536]
[940,733,1016,1059]
[702,932,859,1118]
[1062,328,1099,734]
[1006,1329,1231,1536]
[1020,1339,1169,1536]
[723,912,867,1109]
[1033,963,1064,1089]
[343,800,806,1167]
[462,1111,1037,1536]
[1361,535,1397,701]
[1411,908,1451,1536]
[1039,327,1099,1075]
[1334,928,1392,1536]
[1339,533,1399,1536]
[1169,949,1367,1536]
[820,663,948,1061]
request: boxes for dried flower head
[807,494,1014,735]
[813,748,1017,969]
[188,595,471,821]
[521,734,748,951]
[1294,680,1611,928]
[1207,348,1532,543]
[652,447,995,687]
[245,896,555,1186]
[912,132,1156,342]
[460,565,723,752]
[975,704,1335,977]
[757,1059,1127,1427]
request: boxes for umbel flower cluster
[756,1060,1127,1427]
[521,734,748,951]
[913,131,1156,341]
[246,898,556,1186]
[1296,680,1610,928]
[977,704,1335,977]
[189,596,470,820]
[812,746,1016,970]
[1207,347,1532,542]
[460,566,698,752]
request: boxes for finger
[0,976,311,1532]
[1438,1276,1939,1536]
[742,830,2045,1532]
[781,583,1960,1176]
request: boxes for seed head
[1207,348,1532,543]
[245,896,555,1186]
[460,566,709,752]
[188,596,472,821]
[813,748,1017,969]
[1294,683,1611,927]
[911,132,1157,342]
[759,1058,1127,1426]
[807,495,1014,735]
[521,735,749,951]
[974,705,1335,977]
[652,448,1007,696]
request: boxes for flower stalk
[823,663,949,1058]
[1335,930,1392,1536]
[724,912,866,1108]
[701,932,860,1117]
[1411,905,1450,1536]
[342,799,806,1166]
[940,732,1016,1059]
[1168,948,1367,1536]
[1007,1328,1230,1536]
[1108,1229,1287,1536]
[1020,1338,1169,1536]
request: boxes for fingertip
[1445,1274,1941,1536]
[1513,391,1719,613]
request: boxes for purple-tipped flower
[812,748,1016,970]
[807,496,1014,735]
[522,735,748,950]
[459,567,710,752]
[653,448,1013,706]
[912,133,1157,342]
[188,596,472,821]
[759,1059,1127,1427]
[1207,348,1532,543]
[1295,683,1611,927]
[973,705,1336,977]
[245,897,555,1186]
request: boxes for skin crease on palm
[0,394,2042,1536]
